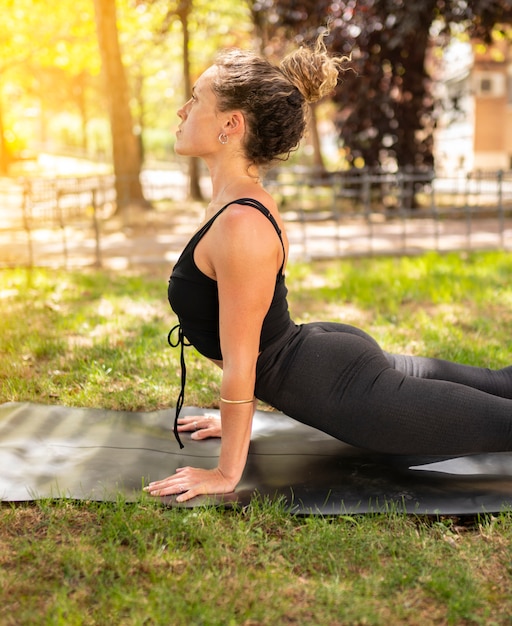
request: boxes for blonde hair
[212,30,347,166]
[280,31,347,104]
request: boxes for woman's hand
[144,466,236,502]
[177,413,222,439]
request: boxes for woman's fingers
[177,413,222,438]
[143,466,234,502]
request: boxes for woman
[145,34,512,503]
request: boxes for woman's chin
[174,144,191,157]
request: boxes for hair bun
[280,31,347,104]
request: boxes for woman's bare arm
[145,203,281,501]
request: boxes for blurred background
[1,0,512,267]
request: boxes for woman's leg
[291,321,512,398]
[384,352,512,399]
[257,323,512,456]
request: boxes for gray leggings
[255,322,512,455]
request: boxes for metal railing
[1,168,511,268]
[265,167,512,259]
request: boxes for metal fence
[266,167,512,259]
[1,168,511,268]
[0,175,117,268]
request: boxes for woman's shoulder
[220,189,282,230]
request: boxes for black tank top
[167,198,292,446]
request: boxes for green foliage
[1,0,101,153]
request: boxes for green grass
[2,251,512,625]
[1,498,512,625]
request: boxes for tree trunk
[178,0,203,201]
[0,92,10,176]
[75,72,89,153]
[93,0,149,212]
[308,103,327,174]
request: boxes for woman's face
[175,66,223,159]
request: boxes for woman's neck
[206,166,262,216]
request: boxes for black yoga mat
[1,401,512,515]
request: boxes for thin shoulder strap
[222,198,286,276]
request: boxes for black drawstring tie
[168,323,191,449]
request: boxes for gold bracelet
[220,397,254,404]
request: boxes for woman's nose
[177,98,192,119]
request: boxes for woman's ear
[224,111,245,137]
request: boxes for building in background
[435,36,512,173]
[472,37,512,170]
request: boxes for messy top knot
[212,31,346,167]
[280,31,345,104]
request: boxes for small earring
[218,132,228,145]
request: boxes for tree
[247,0,340,173]
[329,1,437,171]
[137,0,253,200]
[176,0,202,200]
[328,0,512,172]
[1,0,112,174]
[93,0,149,210]
[134,0,203,199]
[0,0,72,174]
